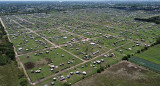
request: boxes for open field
[0,61,20,86]
[1,7,160,86]
[130,44,160,72]
[134,44,160,64]
[73,61,160,86]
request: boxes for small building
[53,77,56,81]
[82,71,87,75]
[70,72,74,75]
[63,36,67,39]
[75,71,80,74]
[90,42,95,45]
[66,75,70,79]
[60,76,65,81]
[51,82,55,85]
[96,60,101,64]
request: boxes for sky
[0,0,159,1]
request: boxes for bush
[0,55,7,65]
[19,78,27,86]
[122,55,131,61]
[63,82,71,86]
[156,37,160,44]
[8,53,15,60]
[106,64,110,67]
[97,66,105,73]
[18,70,25,79]
[97,68,101,73]
[137,50,141,53]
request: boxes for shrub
[122,55,131,61]
[97,66,105,73]
[19,78,27,86]
[63,82,71,86]
[0,55,7,65]
[137,50,141,53]
[18,70,25,79]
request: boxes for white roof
[90,42,95,45]
[63,37,67,39]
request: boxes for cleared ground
[73,61,160,86]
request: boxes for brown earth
[73,61,160,86]
[24,62,35,70]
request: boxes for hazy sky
[0,0,159,1]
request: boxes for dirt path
[14,15,35,25]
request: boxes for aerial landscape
[0,0,160,86]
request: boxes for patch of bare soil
[108,61,147,73]
[24,62,35,70]
[104,61,148,79]
[45,58,52,63]
[35,58,52,67]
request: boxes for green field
[0,62,20,86]
[19,48,82,82]
[134,44,160,64]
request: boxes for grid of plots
[1,8,160,86]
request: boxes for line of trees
[135,16,160,24]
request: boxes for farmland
[130,44,160,72]
[134,44,160,64]
[74,61,160,86]
[1,3,160,86]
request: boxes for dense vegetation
[0,23,15,65]
[135,16,160,24]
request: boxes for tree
[137,50,141,53]
[156,37,160,44]
[122,55,131,61]
[19,78,27,86]
[97,66,105,73]
[0,55,7,65]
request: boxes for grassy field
[73,61,160,86]
[135,44,160,64]
[0,61,20,86]
[19,48,82,82]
